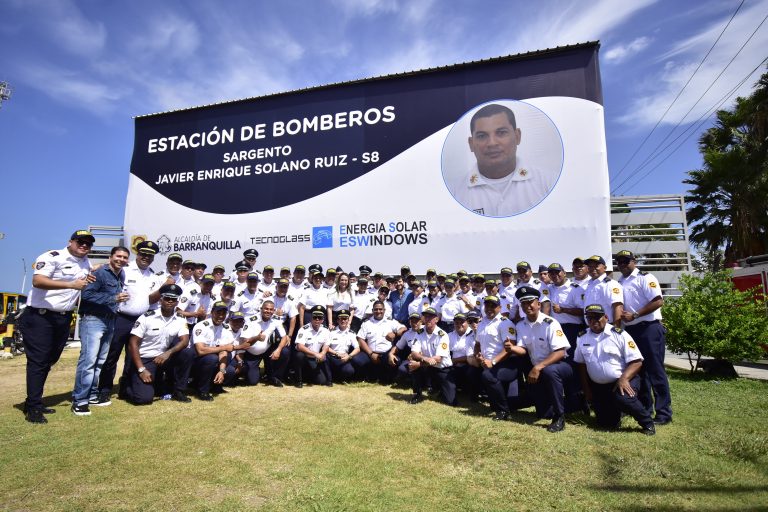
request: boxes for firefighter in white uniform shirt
[582,255,624,327]
[232,272,263,317]
[434,278,466,333]
[19,230,95,423]
[615,250,671,426]
[353,300,406,383]
[407,307,456,405]
[125,284,194,405]
[449,103,554,217]
[326,309,360,382]
[473,295,521,421]
[293,305,332,387]
[153,253,183,292]
[574,304,655,435]
[230,301,289,386]
[98,240,164,402]
[388,313,422,381]
[505,286,576,433]
[191,301,236,401]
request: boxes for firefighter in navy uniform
[574,304,655,435]
[125,284,194,404]
[18,230,95,423]
[616,250,672,425]
[98,240,162,402]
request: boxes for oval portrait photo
[442,100,564,217]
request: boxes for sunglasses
[75,240,93,247]
[161,296,179,302]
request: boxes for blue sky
[1,0,766,293]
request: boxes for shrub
[664,270,768,373]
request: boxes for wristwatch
[219,367,226,374]
[632,312,639,320]
[138,366,146,374]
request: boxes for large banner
[125,43,611,273]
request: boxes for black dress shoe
[408,394,423,404]
[25,409,48,424]
[493,411,511,421]
[325,382,333,387]
[172,391,192,403]
[270,378,284,387]
[295,382,303,388]
[642,424,656,436]
[547,416,565,433]
[653,417,672,426]
[198,392,214,401]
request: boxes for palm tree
[684,70,768,270]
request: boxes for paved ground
[665,351,768,380]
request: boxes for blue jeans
[73,315,115,405]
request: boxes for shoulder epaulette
[578,329,586,337]
[49,251,59,256]
[417,328,424,334]
[533,279,540,285]
[303,324,310,329]
[603,276,611,283]
[437,330,445,336]
[203,321,210,326]
[223,324,231,330]
[143,310,155,317]
[543,317,553,324]
[249,315,259,321]
[288,295,294,301]
[612,326,623,334]
[148,267,155,273]
[237,291,245,296]
[571,283,579,288]
[639,270,648,276]
[156,271,164,276]
[190,289,198,295]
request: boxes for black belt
[27,306,72,316]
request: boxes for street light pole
[21,258,27,294]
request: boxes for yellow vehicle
[0,292,26,354]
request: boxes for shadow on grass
[666,367,739,382]
[12,390,73,412]
[593,450,767,509]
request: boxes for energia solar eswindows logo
[312,226,333,248]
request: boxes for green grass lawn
[1,349,767,512]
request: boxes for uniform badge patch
[440,342,448,349]
[612,288,620,294]
[649,282,657,288]
[628,340,637,349]
[195,329,202,336]
[508,327,516,335]
[556,330,564,337]
[542,289,549,295]
[35,262,45,270]
[180,297,187,303]
[134,321,140,328]
[470,174,478,184]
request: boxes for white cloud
[331,0,399,18]
[617,0,768,129]
[17,63,124,116]
[32,0,106,56]
[129,14,200,60]
[604,36,652,63]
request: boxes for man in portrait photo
[449,103,556,217]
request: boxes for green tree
[664,270,768,373]
[684,70,768,271]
